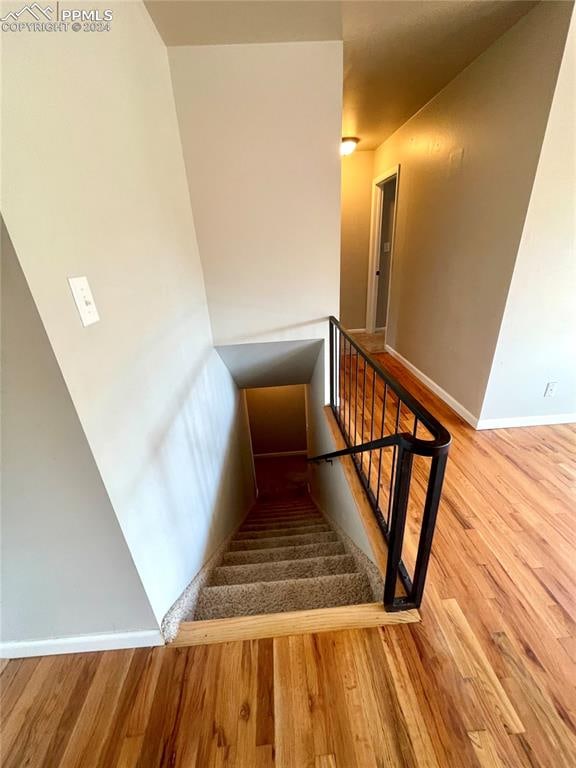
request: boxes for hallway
[2,353,575,767]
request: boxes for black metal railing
[309,317,451,611]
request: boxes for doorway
[366,167,399,335]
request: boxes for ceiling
[216,340,323,389]
[145,1,342,45]
[341,1,538,149]
[146,0,539,150]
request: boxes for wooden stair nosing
[172,603,421,646]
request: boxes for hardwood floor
[2,353,575,767]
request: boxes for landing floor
[2,354,575,767]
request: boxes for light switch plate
[68,276,100,327]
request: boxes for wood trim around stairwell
[173,603,420,647]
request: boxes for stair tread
[209,554,358,586]
[229,531,338,551]
[194,573,374,620]
[222,541,346,565]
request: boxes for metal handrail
[314,317,451,612]
[309,434,404,464]
[328,317,451,458]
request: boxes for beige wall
[340,151,375,329]
[373,1,572,419]
[307,350,376,561]
[480,10,576,426]
[246,385,307,455]
[1,2,256,631]
[1,224,158,645]
[168,41,342,349]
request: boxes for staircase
[194,492,376,621]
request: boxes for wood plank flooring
[2,352,575,766]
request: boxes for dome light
[340,137,360,156]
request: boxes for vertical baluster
[368,367,376,492]
[386,396,401,530]
[412,415,419,437]
[340,330,345,428]
[375,382,388,513]
[353,348,360,445]
[347,340,353,443]
[335,327,340,413]
[329,320,334,409]
[361,356,367,445]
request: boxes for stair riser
[222,542,345,566]
[242,520,324,532]
[229,532,338,551]
[210,555,358,586]
[252,500,316,509]
[245,511,321,524]
[240,518,324,532]
[235,524,330,540]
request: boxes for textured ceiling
[342,1,538,149]
[146,0,539,149]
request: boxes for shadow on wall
[118,349,256,623]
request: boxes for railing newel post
[329,319,335,409]
[384,445,413,609]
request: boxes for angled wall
[479,10,576,427]
[1,223,158,652]
[371,1,573,422]
[1,1,255,640]
[168,40,342,351]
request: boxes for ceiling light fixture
[340,137,360,156]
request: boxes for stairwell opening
[162,337,387,640]
[244,384,309,498]
[184,375,383,625]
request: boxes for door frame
[365,165,400,334]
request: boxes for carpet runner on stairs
[194,493,376,621]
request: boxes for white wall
[480,12,576,427]
[168,41,342,350]
[372,1,572,420]
[1,1,255,629]
[1,224,158,646]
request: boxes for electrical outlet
[543,381,557,398]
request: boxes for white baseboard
[384,345,479,428]
[0,629,164,659]
[476,413,576,430]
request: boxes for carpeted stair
[194,493,375,621]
